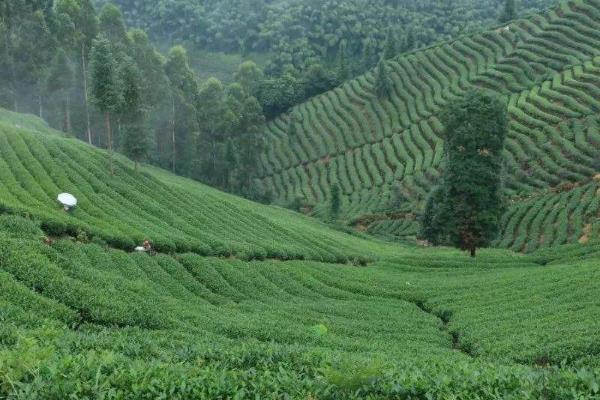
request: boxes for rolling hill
[257,0,600,251]
[0,109,393,264]
[0,108,600,397]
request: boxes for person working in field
[135,239,154,254]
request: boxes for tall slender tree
[55,0,98,144]
[90,36,122,175]
[164,46,198,175]
[336,41,350,82]
[237,96,266,194]
[46,48,74,133]
[118,56,148,171]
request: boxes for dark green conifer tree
[421,90,508,257]
[90,36,122,175]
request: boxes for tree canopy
[420,90,508,257]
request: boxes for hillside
[0,109,397,264]
[1,109,600,397]
[92,0,555,79]
[257,0,600,251]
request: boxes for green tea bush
[0,215,43,238]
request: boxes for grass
[0,110,599,397]
[257,0,600,251]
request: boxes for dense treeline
[0,1,270,199]
[0,0,556,203]
[93,0,556,109]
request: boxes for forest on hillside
[93,0,555,77]
[0,0,556,203]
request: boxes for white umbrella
[57,193,77,208]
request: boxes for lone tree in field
[374,59,393,99]
[421,90,508,257]
[90,36,122,175]
[499,0,517,23]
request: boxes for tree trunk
[116,118,121,151]
[8,46,18,112]
[66,95,71,133]
[81,44,93,145]
[63,95,72,133]
[38,94,43,119]
[171,96,176,173]
[105,111,114,175]
[470,247,476,258]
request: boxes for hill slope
[0,109,393,264]
[257,0,600,251]
[0,110,600,396]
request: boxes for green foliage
[234,60,263,97]
[46,48,74,97]
[98,3,128,47]
[0,215,43,239]
[1,213,600,397]
[330,183,341,220]
[1,109,600,397]
[421,186,447,245]
[499,0,517,23]
[374,59,393,99]
[89,36,121,114]
[422,91,508,256]
[382,28,397,60]
[321,358,385,392]
[257,2,600,252]
[0,117,383,263]
[258,73,303,118]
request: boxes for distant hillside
[0,109,385,264]
[92,0,556,79]
[257,0,600,251]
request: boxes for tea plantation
[258,0,600,251]
[0,111,396,264]
[0,111,599,398]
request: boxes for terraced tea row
[0,116,390,263]
[2,216,599,396]
[257,0,600,251]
